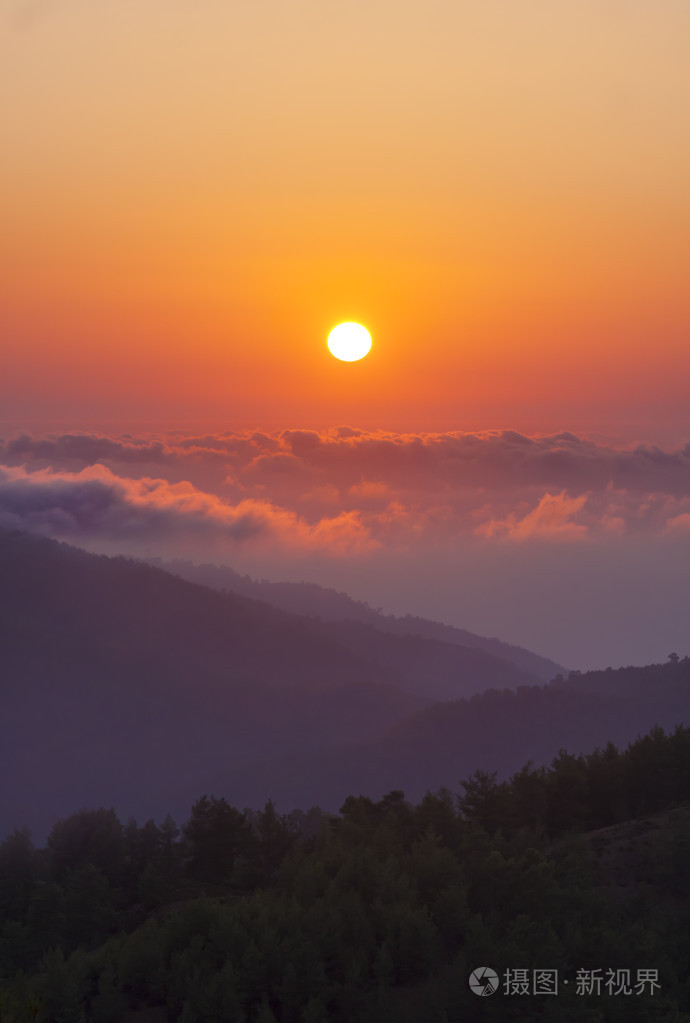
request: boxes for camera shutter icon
[469,967,499,996]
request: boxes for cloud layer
[2,428,690,669]
[0,465,379,557]
[2,429,690,554]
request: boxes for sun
[327,322,372,362]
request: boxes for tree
[25,883,67,963]
[256,799,296,880]
[63,865,116,948]
[584,742,625,829]
[339,794,377,828]
[412,789,461,849]
[506,761,549,834]
[124,818,161,878]
[458,770,509,833]
[183,796,253,886]
[546,751,588,835]
[0,827,37,920]
[160,814,181,878]
[47,809,125,885]
[38,947,87,1023]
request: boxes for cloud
[0,466,377,556]
[2,429,690,551]
[665,513,690,536]
[0,465,262,542]
[475,492,589,542]
[5,428,690,498]
[1,434,170,468]
[2,436,689,671]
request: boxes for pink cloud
[4,428,690,501]
[475,492,589,542]
[0,465,377,556]
[2,429,690,552]
[665,513,690,536]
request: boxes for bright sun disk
[327,322,372,362]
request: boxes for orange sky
[2,0,689,437]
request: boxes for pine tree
[183,796,253,885]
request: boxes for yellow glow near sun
[327,322,372,362]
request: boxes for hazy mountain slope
[0,530,425,836]
[210,659,690,812]
[1,529,541,838]
[6,528,679,840]
[137,560,548,703]
[154,558,565,681]
[314,620,540,700]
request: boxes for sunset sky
[2,1,689,668]
[3,0,690,433]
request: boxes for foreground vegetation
[2,725,690,1022]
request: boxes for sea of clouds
[2,428,689,668]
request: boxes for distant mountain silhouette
[152,557,565,681]
[6,529,681,840]
[207,658,690,812]
[0,529,542,837]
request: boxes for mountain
[6,528,682,841]
[152,557,565,682]
[207,658,690,811]
[0,529,540,838]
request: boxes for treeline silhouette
[2,727,690,1021]
[235,655,690,815]
[457,721,690,836]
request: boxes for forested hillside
[208,655,690,811]
[156,557,564,682]
[1,725,689,1021]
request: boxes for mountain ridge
[5,528,684,842]
[205,658,690,812]
[0,528,544,838]
[151,557,565,682]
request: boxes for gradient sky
[2,0,689,435]
[2,2,690,669]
